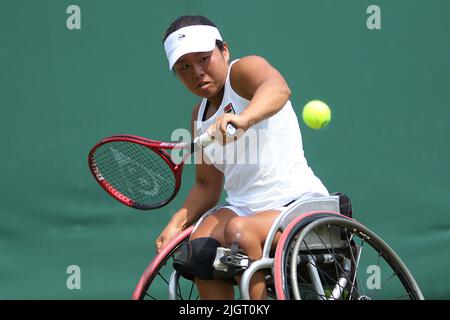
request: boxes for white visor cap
[164,25,223,70]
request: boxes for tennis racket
[88,124,236,210]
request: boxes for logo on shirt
[224,103,236,114]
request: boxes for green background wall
[0,0,449,299]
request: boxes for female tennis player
[155,15,329,300]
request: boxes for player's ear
[221,42,230,62]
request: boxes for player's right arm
[169,103,224,229]
[155,103,224,252]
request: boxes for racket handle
[194,123,237,148]
[226,123,236,135]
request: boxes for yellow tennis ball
[302,100,331,129]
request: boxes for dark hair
[163,15,225,52]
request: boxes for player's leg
[188,208,238,299]
[224,210,282,299]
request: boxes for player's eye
[178,63,189,71]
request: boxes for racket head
[88,135,184,210]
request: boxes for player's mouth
[197,81,211,89]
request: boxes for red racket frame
[88,134,190,210]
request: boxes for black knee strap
[173,237,221,281]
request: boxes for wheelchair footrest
[213,247,249,280]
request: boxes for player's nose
[192,63,205,79]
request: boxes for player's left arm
[218,55,291,133]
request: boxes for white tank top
[196,59,329,212]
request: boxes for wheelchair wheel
[274,213,424,300]
[131,226,199,300]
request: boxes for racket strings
[93,141,176,208]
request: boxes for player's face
[174,44,230,105]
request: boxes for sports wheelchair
[131,194,424,300]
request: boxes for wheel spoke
[139,240,198,300]
[145,293,157,300]
[177,279,183,300]
[301,239,358,299]
[188,281,195,300]
[326,225,340,285]
[307,225,358,297]
[349,238,364,299]
[157,272,170,286]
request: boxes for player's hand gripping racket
[88,124,236,210]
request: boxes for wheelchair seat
[278,193,353,251]
[279,195,340,231]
